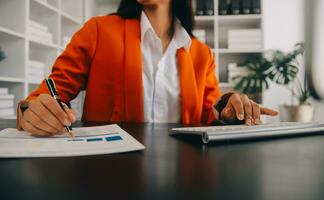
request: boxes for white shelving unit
[0,0,85,118]
[194,1,264,85]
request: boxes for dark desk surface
[0,120,324,200]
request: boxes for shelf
[32,0,58,13]
[218,14,262,27]
[46,0,59,9]
[218,49,264,54]
[0,26,25,39]
[195,15,216,21]
[61,12,83,25]
[218,14,262,20]
[0,77,25,83]
[28,38,59,50]
[30,0,60,45]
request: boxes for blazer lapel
[177,48,200,124]
[124,19,144,122]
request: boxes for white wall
[262,0,324,122]
[84,0,97,21]
[262,0,305,121]
[84,0,119,21]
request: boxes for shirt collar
[140,11,192,52]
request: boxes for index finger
[261,107,279,116]
[39,94,71,126]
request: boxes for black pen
[45,77,74,138]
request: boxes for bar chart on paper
[0,124,145,158]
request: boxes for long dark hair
[116,0,194,37]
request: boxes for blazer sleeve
[27,17,98,102]
[201,49,222,124]
[16,18,98,129]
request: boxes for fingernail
[70,114,76,123]
[246,120,251,126]
[63,119,71,126]
[254,119,261,125]
[238,114,244,120]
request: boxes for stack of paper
[228,63,251,85]
[228,29,262,50]
[0,88,15,118]
[28,60,45,84]
[193,29,206,43]
[28,20,53,44]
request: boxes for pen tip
[68,130,75,138]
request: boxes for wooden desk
[0,119,324,200]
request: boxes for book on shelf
[252,0,261,14]
[228,30,262,49]
[228,63,251,85]
[27,20,53,44]
[241,0,252,14]
[0,93,15,117]
[219,0,262,16]
[0,94,14,100]
[219,0,229,15]
[29,67,45,76]
[231,0,240,15]
[0,108,15,118]
[228,29,262,37]
[28,60,45,68]
[228,37,262,43]
[195,0,214,16]
[28,20,48,33]
[0,100,14,109]
[205,0,214,16]
[27,28,53,43]
[228,43,262,50]
[195,0,205,16]
[28,60,45,78]
[0,88,8,95]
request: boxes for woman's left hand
[220,93,279,125]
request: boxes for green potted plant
[234,43,314,122]
[279,75,313,122]
[233,54,273,103]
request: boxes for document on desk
[0,124,145,158]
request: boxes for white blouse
[141,11,192,123]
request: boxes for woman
[17,0,278,136]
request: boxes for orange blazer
[20,15,222,125]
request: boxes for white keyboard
[170,122,324,144]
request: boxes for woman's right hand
[21,94,77,137]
